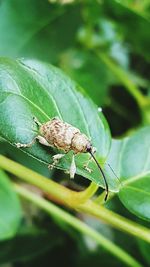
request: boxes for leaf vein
[122,171,150,186]
[18,61,63,120]
[123,185,150,196]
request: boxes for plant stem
[0,155,97,207]
[96,51,150,125]
[81,181,99,198]
[79,201,150,243]
[94,191,114,204]
[0,155,150,244]
[14,183,143,267]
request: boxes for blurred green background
[0,0,150,136]
[0,0,150,266]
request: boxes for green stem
[14,183,143,267]
[94,191,114,204]
[100,51,150,124]
[79,201,150,243]
[0,155,150,244]
[0,155,97,207]
[81,181,99,198]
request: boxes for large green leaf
[0,57,118,191]
[108,127,150,220]
[0,169,22,240]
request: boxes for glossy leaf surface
[108,127,150,220]
[0,58,118,191]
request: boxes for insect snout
[86,142,93,153]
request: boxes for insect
[15,117,109,201]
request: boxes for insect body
[40,118,91,154]
[15,117,108,200]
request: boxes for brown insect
[15,117,108,200]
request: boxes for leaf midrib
[19,60,92,137]
[122,185,150,196]
[122,170,150,187]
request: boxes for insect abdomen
[39,118,79,152]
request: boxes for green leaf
[0,57,118,191]
[0,141,51,177]
[108,127,150,220]
[0,169,22,240]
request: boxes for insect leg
[15,117,42,148]
[84,147,96,173]
[15,135,51,149]
[15,137,37,148]
[83,155,93,173]
[70,154,76,179]
[33,116,42,127]
[36,136,52,147]
[48,154,65,170]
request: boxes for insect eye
[86,143,92,153]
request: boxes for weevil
[15,117,109,201]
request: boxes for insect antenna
[88,151,109,201]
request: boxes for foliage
[0,0,150,267]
